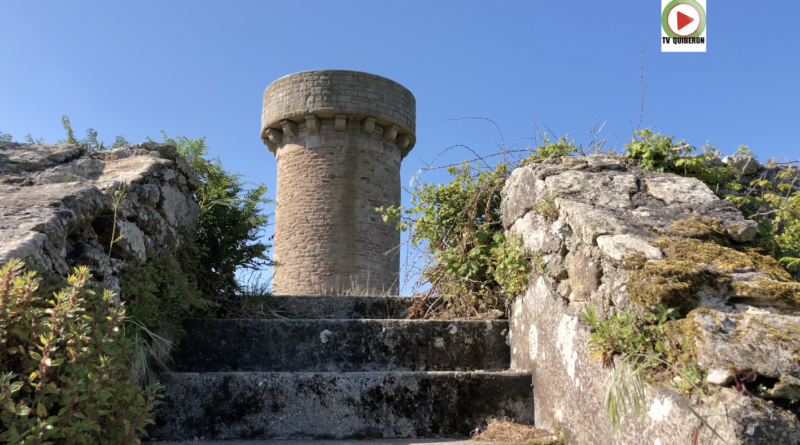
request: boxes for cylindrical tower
[261,70,416,295]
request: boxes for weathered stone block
[173,318,512,372]
[150,371,533,440]
[0,141,200,289]
[504,155,800,444]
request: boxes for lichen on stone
[744,315,800,363]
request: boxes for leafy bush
[113,131,275,378]
[52,119,274,306]
[725,166,800,275]
[43,120,274,379]
[0,259,158,444]
[148,131,274,308]
[581,305,678,365]
[382,132,595,316]
[625,129,800,277]
[381,162,530,316]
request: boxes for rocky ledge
[0,142,199,292]
[502,155,800,445]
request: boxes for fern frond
[113,135,129,148]
[85,127,100,150]
[779,256,800,272]
[60,115,79,145]
[182,289,217,311]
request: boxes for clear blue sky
[2,1,798,290]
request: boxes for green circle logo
[662,0,706,38]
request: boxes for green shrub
[624,129,800,277]
[0,259,158,444]
[149,131,274,309]
[381,162,528,315]
[581,305,676,365]
[725,166,800,275]
[53,119,274,308]
[114,132,275,377]
[117,246,216,382]
[378,134,587,317]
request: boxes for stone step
[173,319,511,372]
[149,371,533,440]
[271,295,416,319]
[152,440,492,444]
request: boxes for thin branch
[442,117,506,153]
[420,144,493,172]
[636,33,648,133]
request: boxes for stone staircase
[149,296,533,440]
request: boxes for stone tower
[261,70,416,295]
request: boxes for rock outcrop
[0,142,199,293]
[502,155,800,445]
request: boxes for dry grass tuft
[472,419,566,444]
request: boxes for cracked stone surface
[503,155,800,445]
[0,141,199,283]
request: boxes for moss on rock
[660,238,754,274]
[629,233,799,314]
[666,218,729,243]
[730,279,800,312]
[628,259,709,314]
[745,248,794,281]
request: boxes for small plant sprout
[107,183,128,259]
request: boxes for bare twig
[442,117,506,160]
[636,33,648,133]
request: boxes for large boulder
[0,142,199,289]
[502,155,800,445]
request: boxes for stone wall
[262,70,415,295]
[502,155,800,445]
[0,142,199,293]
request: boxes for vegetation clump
[664,218,729,242]
[0,260,158,444]
[472,418,568,445]
[0,118,278,442]
[581,305,708,424]
[730,279,800,312]
[626,129,800,278]
[530,196,558,222]
[580,305,697,375]
[146,131,274,310]
[627,259,709,315]
[381,162,531,317]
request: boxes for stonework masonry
[261,70,416,295]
